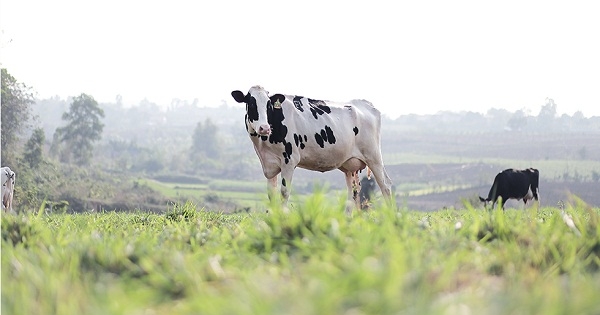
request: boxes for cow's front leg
[279,167,295,212]
[267,176,278,202]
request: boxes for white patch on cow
[524,185,534,201]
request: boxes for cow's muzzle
[258,124,272,136]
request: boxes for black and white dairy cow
[1,166,16,213]
[479,168,540,209]
[231,86,393,213]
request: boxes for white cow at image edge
[1,166,16,214]
[231,85,393,213]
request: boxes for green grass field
[139,178,265,208]
[139,178,354,211]
[384,153,600,180]
[2,196,600,315]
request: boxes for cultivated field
[141,158,600,213]
[2,196,599,315]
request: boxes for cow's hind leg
[360,146,393,205]
[366,162,393,206]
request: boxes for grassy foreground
[2,195,600,315]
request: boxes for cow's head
[231,86,285,137]
[1,169,12,188]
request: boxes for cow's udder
[338,158,367,173]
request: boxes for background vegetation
[2,68,600,213]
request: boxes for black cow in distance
[479,168,540,209]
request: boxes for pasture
[2,195,600,315]
[139,157,600,213]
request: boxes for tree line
[1,68,255,211]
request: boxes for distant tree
[54,93,105,165]
[537,98,557,126]
[486,108,512,129]
[191,118,221,159]
[132,155,164,173]
[568,111,589,130]
[507,109,527,131]
[1,68,36,165]
[572,111,585,121]
[23,127,45,168]
[534,98,559,130]
[538,98,557,119]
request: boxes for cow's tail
[479,181,498,206]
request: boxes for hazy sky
[2,0,599,118]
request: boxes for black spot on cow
[325,126,336,144]
[282,178,287,187]
[292,96,304,112]
[266,103,288,144]
[282,142,293,164]
[314,133,324,148]
[314,126,336,148]
[246,96,258,122]
[308,99,331,119]
[293,133,306,149]
[353,126,359,135]
[260,103,294,164]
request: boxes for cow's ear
[270,94,285,105]
[231,90,247,103]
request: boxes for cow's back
[278,97,381,171]
[346,99,382,146]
